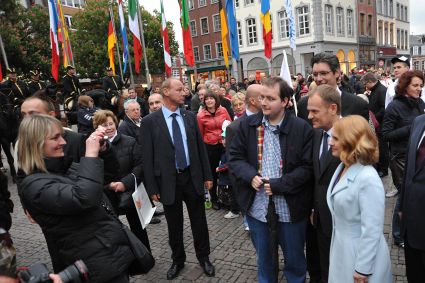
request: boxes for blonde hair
[333,115,378,166]
[17,114,63,174]
[77,95,93,108]
[93,110,118,129]
[231,92,246,106]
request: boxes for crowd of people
[0,51,425,283]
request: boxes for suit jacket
[228,112,314,222]
[140,108,212,205]
[400,114,425,250]
[327,163,391,282]
[312,129,341,237]
[297,89,369,122]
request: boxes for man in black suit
[400,114,425,282]
[140,78,215,280]
[307,84,342,283]
[297,53,369,122]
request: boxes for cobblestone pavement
[4,162,405,282]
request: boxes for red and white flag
[48,0,60,81]
[161,0,171,77]
[128,0,142,74]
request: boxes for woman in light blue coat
[327,115,392,283]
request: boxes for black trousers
[306,219,321,282]
[377,130,389,174]
[163,169,210,264]
[389,152,405,190]
[205,143,224,204]
[126,203,151,252]
[405,235,425,283]
[316,224,331,283]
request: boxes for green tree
[0,0,51,77]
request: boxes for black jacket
[368,81,387,125]
[27,80,46,95]
[62,74,81,97]
[18,157,134,282]
[118,114,141,141]
[228,112,314,222]
[77,107,98,136]
[102,75,123,93]
[382,95,425,155]
[0,171,12,231]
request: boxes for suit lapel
[312,130,322,176]
[412,121,425,174]
[155,110,174,147]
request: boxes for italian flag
[180,0,194,66]
[161,0,172,77]
[128,0,142,74]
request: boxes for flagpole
[0,35,9,69]
[128,48,135,84]
[109,5,123,79]
[136,2,151,88]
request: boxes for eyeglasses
[312,71,332,78]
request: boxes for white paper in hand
[132,182,156,229]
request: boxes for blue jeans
[246,215,307,283]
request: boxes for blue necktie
[171,113,187,170]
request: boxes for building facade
[410,34,425,71]
[235,0,358,78]
[357,0,377,69]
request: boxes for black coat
[102,75,123,93]
[18,157,134,282]
[0,171,12,231]
[62,74,81,97]
[63,128,85,163]
[27,80,46,95]
[77,107,98,136]
[140,108,212,205]
[297,89,369,122]
[368,81,387,125]
[382,95,425,155]
[400,114,425,251]
[311,129,341,237]
[228,112,314,222]
[118,114,141,141]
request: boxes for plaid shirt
[248,116,291,223]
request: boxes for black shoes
[212,202,221,210]
[166,263,184,280]
[200,260,215,277]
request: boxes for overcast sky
[141,0,425,51]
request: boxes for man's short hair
[262,77,293,100]
[24,93,55,113]
[311,53,340,73]
[308,84,341,115]
[360,72,378,83]
[123,99,139,110]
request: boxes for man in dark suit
[297,53,369,122]
[140,78,215,280]
[102,67,123,94]
[307,84,342,283]
[400,114,425,282]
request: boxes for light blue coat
[327,163,392,283]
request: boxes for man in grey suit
[140,78,214,280]
[306,84,342,283]
[400,114,425,282]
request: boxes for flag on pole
[128,0,142,74]
[218,0,229,69]
[260,0,272,59]
[108,18,116,75]
[48,0,60,81]
[117,0,129,72]
[161,0,172,77]
[225,0,239,60]
[57,0,73,66]
[180,0,195,66]
[280,50,297,115]
[285,0,296,50]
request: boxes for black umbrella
[266,194,279,283]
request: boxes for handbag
[122,226,155,275]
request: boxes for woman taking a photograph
[197,90,231,210]
[17,114,137,283]
[327,115,391,283]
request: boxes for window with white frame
[414,61,419,70]
[396,3,400,19]
[203,44,212,60]
[64,15,72,28]
[400,4,404,20]
[246,18,257,45]
[422,60,425,70]
[336,7,344,36]
[216,42,223,57]
[347,9,353,36]
[413,46,419,55]
[297,6,310,35]
[245,0,254,6]
[62,0,84,8]
[199,0,206,7]
[200,17,209,35]
[422,45,425,55]
[397,29,400,48]
[211,0,218,4]
[389,0,393,17]
[377,0,382,13]
[237,21,243,46]
[405,30,408,49]
[278,10,289,39]
[188,0,194,10]
[325,5,333,34]
[194,47,200,61]
[383,0,388,16]
[213,14,221,32]
[190,20,197,36]
[404,6,407,21]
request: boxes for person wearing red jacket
[197,90,231,210]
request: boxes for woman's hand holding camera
[109,182,125,192]
[85,126,107,157]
